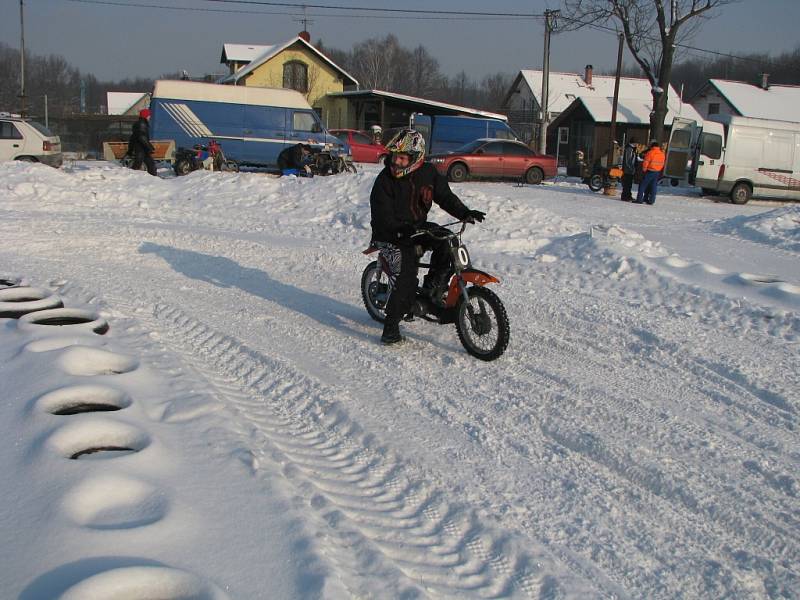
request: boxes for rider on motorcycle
[369,128,486,345]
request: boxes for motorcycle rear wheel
[455,286,510,361]
[361,261,390,323]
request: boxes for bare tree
[561,0,737,142]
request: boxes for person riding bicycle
[369,128,486,345]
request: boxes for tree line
[2,36,799,121]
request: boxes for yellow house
[219,34,358,126]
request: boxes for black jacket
[277,144,306,170]
[128,117,154,155]
[622,144,639,175]
[370,161,470,244]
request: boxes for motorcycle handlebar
[410,220,467,240]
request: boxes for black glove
[396,223,417,240]
[464,210,486,224]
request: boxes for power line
[64,0,542,20]
[65,0,773,66]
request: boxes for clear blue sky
[2,0,799,82]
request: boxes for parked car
[0,116,62,167]
[329,129,387,163]
[427,138,557,184]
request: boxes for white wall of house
[691,88,738,119]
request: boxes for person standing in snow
[634,140,665,205]
[277,143,313,177]
[620,138,640,201]
[128,108,157,176]
[369,128,486,345]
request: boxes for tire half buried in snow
[18,307,109,334]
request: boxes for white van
[0,116,62,167]
[665,115,800,204]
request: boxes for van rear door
[691,121,724,188]
[664,117,698,180]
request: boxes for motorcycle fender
[444,269,500,307]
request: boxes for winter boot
[380,321,404,345]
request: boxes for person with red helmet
[369,128,486,345]
[127,108,157,176]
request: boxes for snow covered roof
[220,43,274,64]
[575,96,702,125]
[703,79,800,122]
[219,37,358,86]
[326,89,507,121]
[507,69,691,116]
[106,92,149,115]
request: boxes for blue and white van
[150,80,346,167]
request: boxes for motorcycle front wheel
[455,286,510,361]
[588,173,604,192]
[361,261,390,323]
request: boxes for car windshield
[28,121,54,137]
[451,140,486,154]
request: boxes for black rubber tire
[525,166,544,185]
[455,286,510,361]
[448,162,468,183]
[671,178,679,187]
[588,174,604,192]
[361,261,389,323]
[16,156,37,162]
[174,158,193,176]
[0,287,63,318]
[730,182,752,205]
[224,160,240,172]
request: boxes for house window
[708,102,720,116]
[283,61,308,93]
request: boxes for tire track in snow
[118,299,594,599]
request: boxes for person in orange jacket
[634,140,665,205]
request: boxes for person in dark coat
[277,143,313,176]
[128,108,157,176]
[620,138,640,201]
[369,128,486,345]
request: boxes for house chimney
[761,72,770,90]
[584,64,593,86]
[299,30,311,42]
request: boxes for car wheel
[525,166,544,185]
[448,162,468,183]
[730,182,752,205]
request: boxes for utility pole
[19,0,26,117]
[607,33,625,170]
[539,9,558,154]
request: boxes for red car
[428,138,557,184]
[329,129,388,164]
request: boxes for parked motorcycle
[361,221,510,361]
[173,139,238,176]
[309,146,357,176]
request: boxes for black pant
[621,173,634,199]
[131,147,157,176]
[383,234,452,325]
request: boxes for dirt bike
[174,139,239,176]
[361,221,510,361]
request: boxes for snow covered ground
[0,160,798,599]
